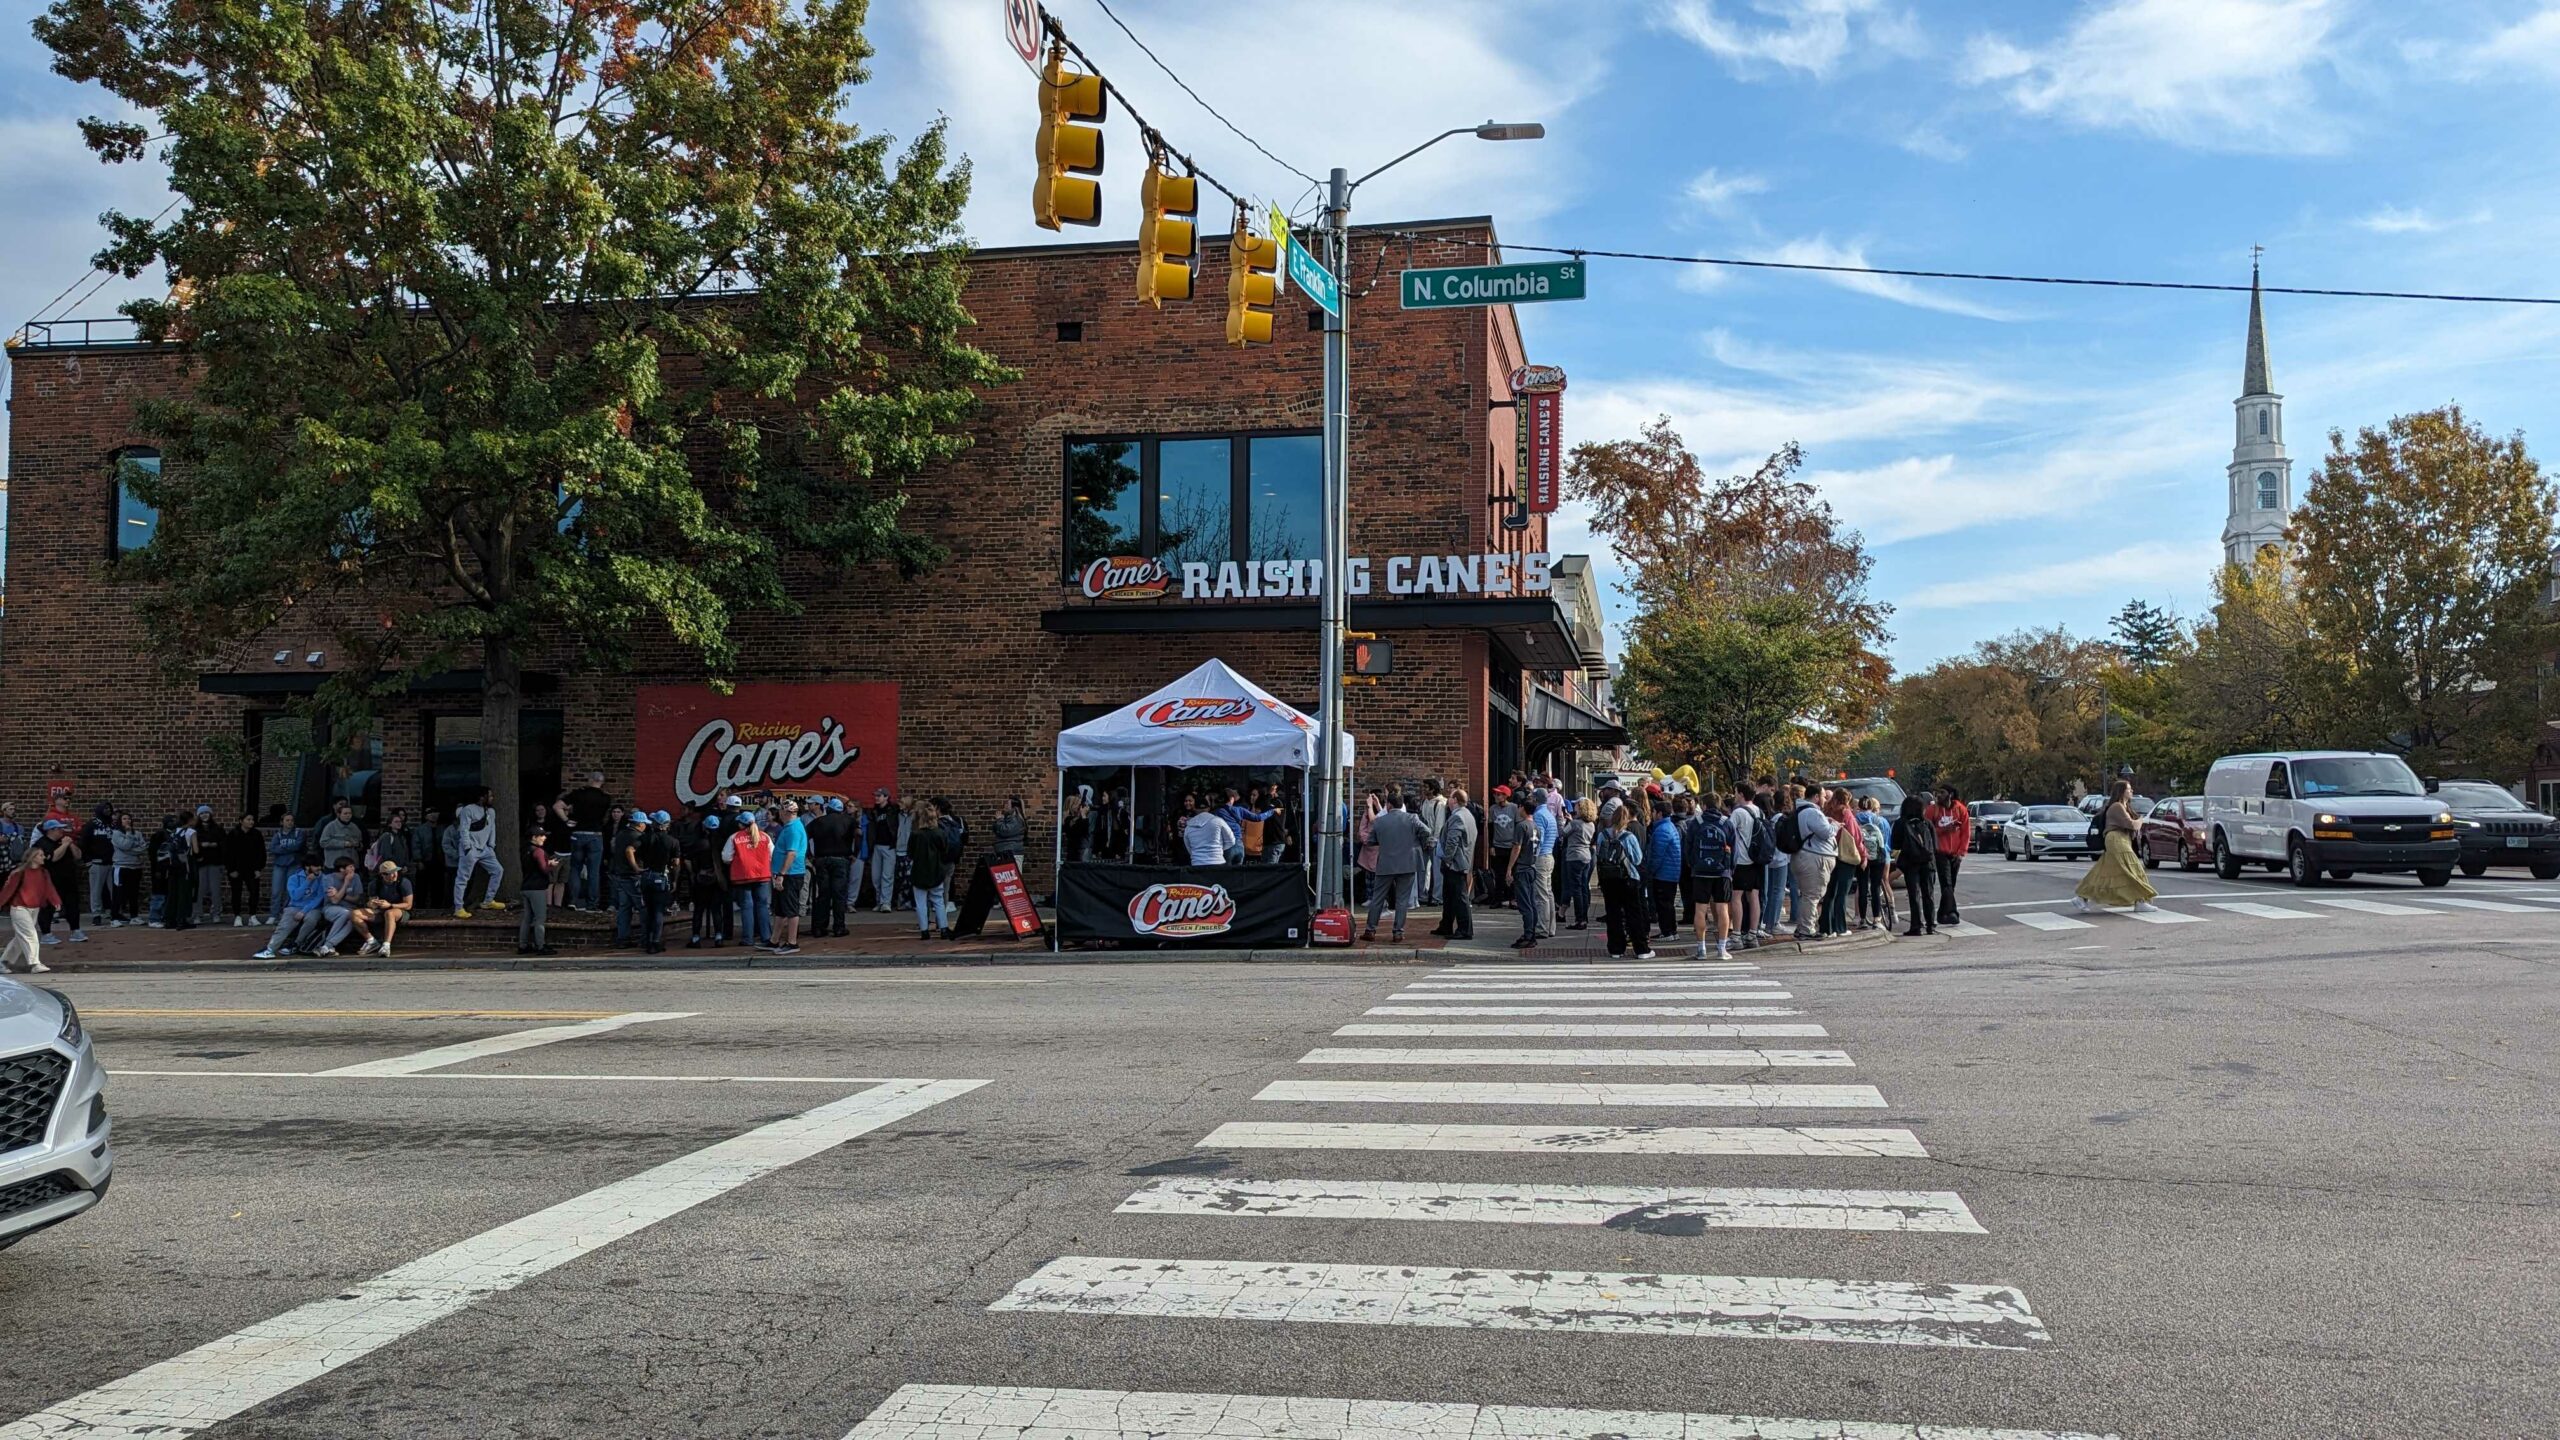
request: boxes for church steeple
[2242,258,2273,396]
[2223,251,2291,566]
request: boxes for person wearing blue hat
[685,812,729,948]
[630,810,677,954]
[722,807,775,948]
[808,795,858,939]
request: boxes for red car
[2141,795,2211,870]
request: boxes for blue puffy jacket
[1646,817,1685,882]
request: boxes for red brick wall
[1,221,1533,877]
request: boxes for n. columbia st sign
[1077,552,1556,602]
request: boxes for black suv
[2432,779,2560,880]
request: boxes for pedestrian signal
[1350,639,1394,676]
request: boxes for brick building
[0,217,1616,879]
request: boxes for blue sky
[9,0,2560,667]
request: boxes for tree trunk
[484,635,522,901]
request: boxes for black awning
[198,668,560,698]
[1042,597,1579,668]
[1526,684,1628,748]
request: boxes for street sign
[1289,237,1340,318]
[1267,203,1291,296]
[1401,260,1587,309]
[1003,0,1043,68]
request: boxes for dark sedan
[2435,780,2560,879]
[2140,795,2211,871]
[1971,800,2022,853]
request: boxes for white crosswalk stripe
[1390,989,1790,1001]
[2011,911,2096,931]
[1335,1022,1828,1038]
[844,1384,2120,1440]
[1195,1121,1928,1157]
[991,1256,2049,1349]
[1436,964,1762,974]
[2303,895,2437,916]
[2206,900,2324,919]
[1299,1047,1855,1068]
[1367,1004,1802,1015]
[1401,979,1785,990]
[1117,1177,1987,1233]
[1940,921,1998,937]
[2123,906,2207,924]
[1258,1079,1888,1108]
[2406,895,2548,914]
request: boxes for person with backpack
[906,799,955,941]
[1854,796,1895,932]
[1727,790,1767,950]
[1430,787,1478,941]
[1895,795,1939,936]
[1512,791,1557,950]
[1597,807,1656,960]
[1644,797,1685,943]
[1778,784,1835,941]
[1682,795,1738,959]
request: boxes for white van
[2201,751,2458,888]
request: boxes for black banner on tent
[1056,863,1310,948]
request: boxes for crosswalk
[1943,886,2560,944]
[844,962,2116,1439]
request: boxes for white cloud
[2476,7,2560,75]
[1683,166,1768,215]
[1894,125,1968,162]
[1902,540,2226,609]
[1659,0,1922,79]
[1745,235,2020,320]
[2351,205,2444,234]
[1962,0,2345,153]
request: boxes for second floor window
[1065,431,1322,577]
[111,448,161,557]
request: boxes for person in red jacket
[1924,785,1972,926]
[0,847,61,973]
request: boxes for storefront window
[1156,438,1234,571]
[1063,430,1318,578]
[1248,435,1322,562]
[423,711,565,821]
[244,712,382,826]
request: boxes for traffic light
[1136,161,1198,306]
[1226,222,1279,347]
[1033,46,1106,230]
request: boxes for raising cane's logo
[674,717,860,807]
[1079,555,1173,601]
[1127,882,1237,937]
[1137,697,1255,728]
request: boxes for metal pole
[1313,165,1352,913]
[1051,770,1064,952]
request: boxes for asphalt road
[1,867,2554,1438]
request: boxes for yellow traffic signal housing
[1136,163,1199,305]
[1034,49,1106,230]
[1226,229,1279,346]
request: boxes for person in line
[223,810,264,926]
[556,771,614,911]
[1430,787,1478,941]
[2076,781,2163,915]
[347,859,415,957]
[0,804,22,873]
[1361,792,1431,944]
[1644,797,1685,943]
[1182,793,1236,868]
[1895,796,1939,936]
[111,811,149,924]
[1726,790,1764,950]
[1597,807,1657,961]
[253,854,330,959]
[1059,792,1091,875]
[313,856,368,957]
[31,819,86,944]
[1820,790,1862,938]
[768,798,809,956]
[808,797,857,939]
[724,809,776,949]
[262,813,308,932]
[1484,787,1519,907]
[519,821,560,956]
[1414,781,1448,905]
[413,808,449,912]
[633,810,679,953]
[863,788,901,910]
[1787,785,1836,942]
[1555,797,1595,932]
[186,806,226,926]
[1927,784,1971,927]
[315,799,366,872]
[81,804,117,933]
[1514,790,1557,949]
[907,799,954,940]
[1761,788,1795,941]
[991,795,1030,866]
[1854,795,1895,933]
[686,812,731,948]
[451,787,506,917]
[0,845,60,973]
[1683,793,1736,959]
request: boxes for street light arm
[1346,128,1475,194]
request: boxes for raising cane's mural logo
[1079,555,1173,601]
[1137,697,1255,728]
[1127,882,1237,937]
[635,683,898,812]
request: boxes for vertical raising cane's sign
[634,683,899,812]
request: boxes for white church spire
[2223,255,2292,565]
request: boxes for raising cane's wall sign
[1076,551,1558,603]
[635,682,898,812]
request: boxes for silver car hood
[0,979,65,1054]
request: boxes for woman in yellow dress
[2074,780,2160,913]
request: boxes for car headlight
[2315,813,2338,825]
[2436,812,2454,826]
[45,989,81,1047]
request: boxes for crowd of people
[0,777,1033,970]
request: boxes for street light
[1309,119,1545,918]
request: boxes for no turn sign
[1004,0,1043,67]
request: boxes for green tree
[1891,629,2114,799]
[42,0,1009,890]
[2107,599,2183,673]
[2180,550,2327,756]
[1618,599,1863,790]
[2295,406,2558,775]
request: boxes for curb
[37,945,1445,975]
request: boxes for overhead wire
[1085,0,1319,188]
[1040,14,1259,213]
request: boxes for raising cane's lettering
[1137,697,1254,727]
[1079,555,1173,601]
[674,717,860,806]
[1127,882,1237,937]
